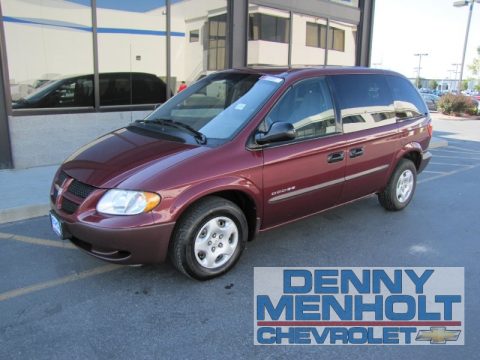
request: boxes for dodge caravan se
[50,67,432,279]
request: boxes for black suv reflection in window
[12,72,167,109]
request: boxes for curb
[0,138,450,225]
[0,205,50,225]
[429,137,449,149]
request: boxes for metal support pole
[91,0,100,111]
[458,0,475,92]
[166,0,172,99]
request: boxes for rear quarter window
[385,75,428,119]
[330,74,396,133]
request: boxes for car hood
[62,126,207,189]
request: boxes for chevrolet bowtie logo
[415,327,461,344]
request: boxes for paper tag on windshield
[235,103,246,110]
[261,75,283,83]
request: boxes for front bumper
[418,150,432,174]
[56,213,175,265]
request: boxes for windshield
[145,72,283,143]
[15,79,62,103]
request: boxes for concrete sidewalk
[0,165,57,224]
[0,137,448,225]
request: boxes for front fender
[152,176,262,224]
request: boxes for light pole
[414,53,428,88]
[452,63,462,91]
[453,0,480,93]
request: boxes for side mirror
[255,122,296,145]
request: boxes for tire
[169,196,248,280]
[378,159,417,211]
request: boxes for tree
[461,80,469,91]
[429,80,438,90]
[416,77,426,88]
[469,46,480,78]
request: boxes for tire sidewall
[182,205,247,279]
[391,160,417,210]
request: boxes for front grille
[67,180,96,199]
[54,173,97,215]
[57,171,68,185]
[52,187,58,201]
[61,197,79,214]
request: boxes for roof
[230,66,405,80]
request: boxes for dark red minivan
[50,67,432,279]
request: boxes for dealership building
[0,0,374,169]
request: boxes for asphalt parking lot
[1,134,479,359]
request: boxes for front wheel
[169,196,248,280]
[378,159,417,211]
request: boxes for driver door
[260,77,347,229]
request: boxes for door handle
[349,147,364,158]
[327,151,345,163]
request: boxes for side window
[386,75,428,119]
[99,74,131,106]
[45,80,75,107]
[45,77,93,107]
[264,78,336,141]
[330,74,396,133]
[132,75,167,105]
[73,77,94,107]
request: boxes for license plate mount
[50,212,65,239]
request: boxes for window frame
[305,22,327,49]
[385,75,429,122]
[251,76,342,149]
[328,26,345,52]
[189,29,199,43]
[248,12,290,44]
[329,74,398,134]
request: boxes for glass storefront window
[207,13,227,71]
[96,0,167,106]
[1,0,358,111]
[248,4,290,66]
[170,0,228,94]
[1,0,94,109]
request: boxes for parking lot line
[422,170,446,174]
[0,264,122,302]
[0,231,77,249]
[429,154,480,161]
[418,164,477,184]
[433,149,480,155]
[446,145,480,154]
[430,162,472,167]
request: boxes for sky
[371,0,480,80]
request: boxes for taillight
[427,122,433,137]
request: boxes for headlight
[96,189,161,215]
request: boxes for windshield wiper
[136,119,207,145]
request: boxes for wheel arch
[170,178,262,242]
[394,142,423,171]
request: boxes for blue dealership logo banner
[254,267,464,345]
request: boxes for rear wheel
[169,196,248,280]
[378,159,417,211]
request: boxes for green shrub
[438,93,478,115]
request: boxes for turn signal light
[427,122,433,137]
